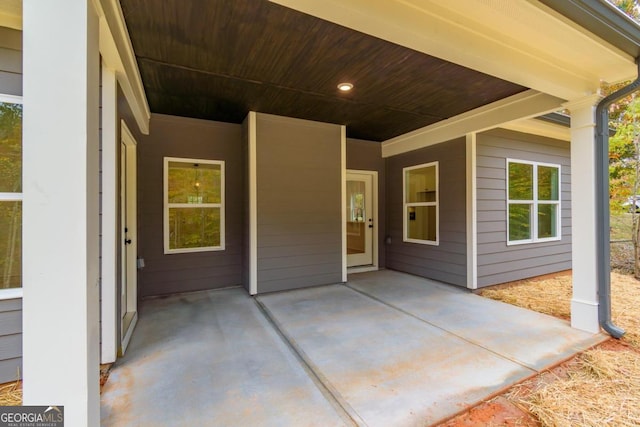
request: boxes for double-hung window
[164,157,225,253]
[0,94,22,290]
[507,159,561,244]
[403,161,438,245]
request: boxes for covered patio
[101,270,605,426]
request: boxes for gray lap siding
[385,138,468,287]
[476,128,571,287]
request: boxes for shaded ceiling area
[120,0,527,141]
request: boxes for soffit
[119,0,527,141]
[273,0,638,100]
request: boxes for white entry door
[346,171,375,268]
[120,123,138,355]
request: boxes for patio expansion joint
[344,283,540,374]
[253,296,366,427]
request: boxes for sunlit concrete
[101,270,606,426]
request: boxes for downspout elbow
[594,60,640,339]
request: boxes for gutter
[595,61,640,338]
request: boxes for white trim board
[0,288,22,301]
[96,0,151,135]
[249,112,258,295]
[501,118,570,142]
[341,126,347,283]
[100,65,118,364]
[465,133,477,289]
[382,90,564,158]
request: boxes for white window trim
[0,94,22,105]
[403,161,439,245]
[163,157,225,254]
[0,94,23,297]
[506,158,561,245]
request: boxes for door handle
[124,239,132,245]
[368,224,374,229]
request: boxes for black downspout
[595,60,640,338]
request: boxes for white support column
[23,1,101,425]
[101,64,118,364]
[565,95,601,334]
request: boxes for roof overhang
[0,0,151,135]
[271,0,638,100]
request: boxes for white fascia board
[97,0,151,135]
[270,0,635,99]
[500,118,570,142]
[381,90,564,157]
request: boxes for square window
[507,159,560,244]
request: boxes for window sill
[403,238,439,246]
[0,288,22,300]
[507,237,562,246]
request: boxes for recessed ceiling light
[337,82,353,91]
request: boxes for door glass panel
[346,180,366,255]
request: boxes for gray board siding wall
[137,114,243,297]
[0,26,22,383]
[476,128,571,287]
[385,138,468,287]
[346,138,386,269]
[255,113,342,293]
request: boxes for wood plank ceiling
[120,0,527,141]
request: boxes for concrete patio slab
[101,270,606,427]
[257,284,535,426]
[346,270,607,371]
[101,288,350,427]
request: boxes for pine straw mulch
[478,271,640,348]
[0,379,21,406]
[0,363,113,406]
[471,272,640,427]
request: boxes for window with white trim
[164,157,225,253]
[403,162,438,245]
[0,95,22,289]
[507,159,561,244]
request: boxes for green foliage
[609,98,640,213]
[0,102,22,288]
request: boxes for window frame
[402,161,439,246]
[506,158,561,245]
[163,156,225,254]
[0,94,23,297]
